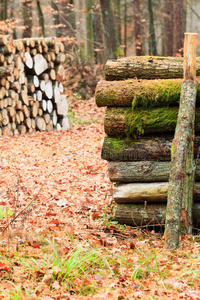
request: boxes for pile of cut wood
[0,35,69,136]
[95,56,200,228]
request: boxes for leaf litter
[0,96,200,299]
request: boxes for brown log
[55,65,65,81]
[46,120,53,131]
[95,79,200,108]
[2,126,11,135]
[108,161,200,183]
[101,135,200,162]
[105,56,200,80]
[0,35,12,46]
[165,34,198,249]
[17,125,26,134]
[44,113,51,124]
[22,105,30,118]
[0,66,13,78]
[55,53,66,64]
[114,203,200,228]
[104,107,200,137]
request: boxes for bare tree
[23,1,32,38]
[100,0,123,59]
[133,0,142,55]
[173,0,184,55]
[163,0,173,56]
[148,0,157,55]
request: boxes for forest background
[1,0,200,70]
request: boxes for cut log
[114,203,200,227]
[61,117,70,130]
[33,54,48,75]
[24,52,33,69]
[101,135,200,161]
[96,79,200,108]
[108,161,200,183]
[55,64,65,81]
[56,95,68,117]
[52,110,57,125]
[0,66,13,78]
[44,81,53,99]
[104,107,200,137]
[36,116,46,131]
[105,56,200,80]
[113,182,200,204]
[47,100,53,113]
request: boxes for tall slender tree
[36,0,45,36]
[133,0,142,56]
[163,0,174,56]
[100,0,123,59]
[173,0,184,55]
[23,0,32,38]
[148,0,157,55]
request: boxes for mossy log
[101,135,200,161]
[105,56,200,81]
[104,107,200,137]
[96,79,200,108]
[114,203,200,227]
[113,182,200,204]
[108,161,200,183]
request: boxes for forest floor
[0,96,200,300]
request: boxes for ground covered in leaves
[0,97,200,300]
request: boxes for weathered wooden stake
[165,33,198,250]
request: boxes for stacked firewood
[0,35,69,136]
[95,56,200,228]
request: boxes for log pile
[0,35,69,136]
[95,56,200,228]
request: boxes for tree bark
[100,0,123,59]
[163,0,173,56]
[86,0,95,66]
[108,161,200,183]
[173,0,184,55]
[165,81,197,250]
[133,0,142,56]
[165,33,198,250]
[36,0,45,36]
[104,56,200,81]
[114,203,200,228]
[148,0,157,55]
[95,78,200,108]
[22,0,32,38]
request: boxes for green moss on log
[105,107,200,137]
[125,107,178,136]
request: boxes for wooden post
[165,33,198,250]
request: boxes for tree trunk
[105,56,200,81]
[173,0,184,55]
[163,0,173,56]
[108,161,200,183]
[114,0,121,45]
[114,203,200,228]
[93,1,104,64]
[36,0,45,36]
[95,78,200,108]
[86,0,94,66]
[148,0,157,55]
[100,0,123,59]
[51,0,62,37]
[23,0,32,38]
[133,0,142,56]
[104,107,200,137]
